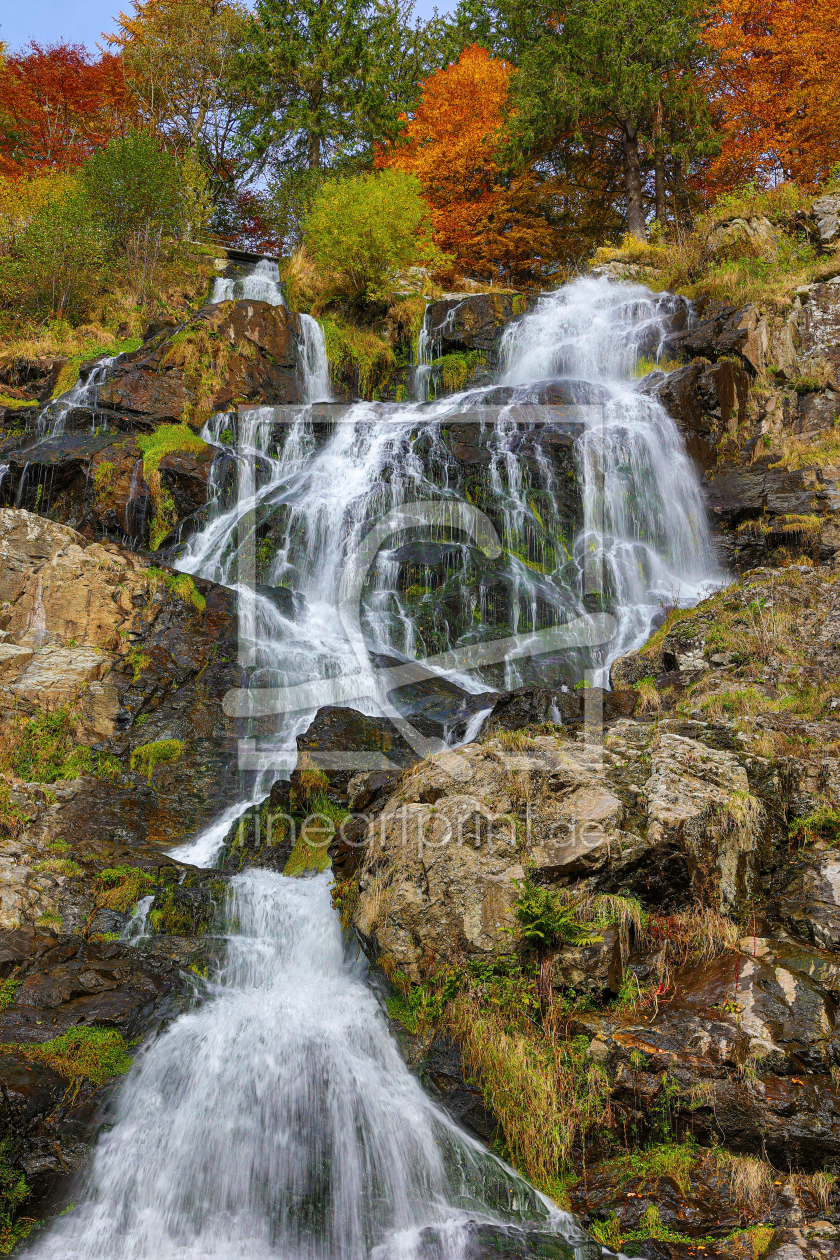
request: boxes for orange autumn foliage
[704,0,840,190]
[379,45,562,285]
[0,42,136,177]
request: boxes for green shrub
[81,132,209,305]
[146,566,206,612]
[1,182,104,321]
[304,169,447,303]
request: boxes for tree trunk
[308,131,321,170]
[669,118,690,230]
[653,101,667,227]
[621,122,646,240]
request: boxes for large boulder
[97,299,305,426]
[704,216,779,260]
[0,431,216,549]
[642,359,750,470]
[811,195,840,246]
[421,293,526,368]
[664,302,768,375]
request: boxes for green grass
[51,337,142,398]
[32,858,83,877]
[789,805,840,846]
[96,865,156,913]
[2,1026,134,1085]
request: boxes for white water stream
[211,258,287,307]
[27,275,720,1259]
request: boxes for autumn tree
[105,0,256,205]
[379,44,564,283]
[0,42,135,176]
[703,0,840,190]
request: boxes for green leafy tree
[465,0,711,238]
[81,131,209,303]
[303,169,446,301]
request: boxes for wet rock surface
[97,299,305,424]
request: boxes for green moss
[0,395,38,410]
[148,888,204,936]
[321,318,396,399]
[0,981,21,1013]
[92,459,115,508]
[137,423,209,479]
[2,1026,134,1085]
[429,350,484,394]
[147,567,206,612]
[96,865,155,912]
[130,738,185,784]
[0,1139,32,1256]
[126,646,151,682]
[51,337,142,399]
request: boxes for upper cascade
[211,258,288,307]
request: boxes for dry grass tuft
[715,789,765,846]
[449,994,611,1187]
[633,676,662,714]
[644,906,738,981]
[719,1153,774,1212]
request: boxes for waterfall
[27,276,721,1258]
[299,314,332,403]
[29,871,586,1260]
[500,278,720,667]
[211,258,287,307]
[37,356,117,438]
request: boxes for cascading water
[37,356,117,437]
[211,258,287,307]
[500,278,721,669]
[28,276,722,1259]
[30,871,585,1260]
[299,314,332,403]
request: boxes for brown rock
[97,299,305,425]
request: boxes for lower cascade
[24,275,721,1258]
[26,872,590,1260]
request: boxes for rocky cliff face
[0,507,247,1223]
